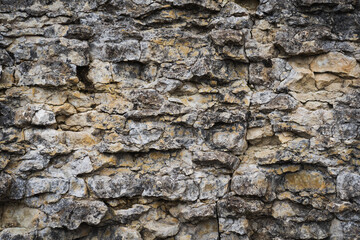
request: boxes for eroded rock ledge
[0,0,359,239]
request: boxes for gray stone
[219,217,249,235]
[31,109,56,126]
[42,198,108,230]
[91,40,141,62]
[144,218,180,238]
[16,61,77,87]
[0,172,12,199]
[337,171,360,200]
[0,228,36,240]
[25,177,69,197]
[113,204,151,223]
[18,150,50,172]
[231,171,269,197]
[192,150,240,170]
[169,202,216,222]
[199,175,230,200]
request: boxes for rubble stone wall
[0,0,359,239]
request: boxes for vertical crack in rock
[215,201,221,240]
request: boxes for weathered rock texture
[0,0,359,239]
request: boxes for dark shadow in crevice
[76,66,94,92]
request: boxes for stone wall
[0,0,359,239]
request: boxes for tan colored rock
[278,67,317,92]
[246,125,273,140]
[68,91,95,111]
[169,202,216,222]
[245,40,276,61]
[288,107,334,126]
[232,165,269,197]
[65,131,98,149]
[199,175,230,200]
[52,103,77,116]
[284,170,335,194]
[304,101,329,110]
[276,132,296,143]
[0,66,15,89]
[290,90,344,104]
[310,52,360,78]
[210,29,244,45]
[272,201,296,218]
[273,165,301,175]
[221,45,248,62]
[91,152,117,170]
[175,219,219,240]
[1,204,47,229]
[65,111,125,130]
[2,1,360,238]
[314,73,342,89]
[21,88,67,105]
[87,59,112,84]
[212,130,247,154]
[144,217,180,238]
[94,93,133,114]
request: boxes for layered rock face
[0,0,359,239]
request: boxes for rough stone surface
[0,0,359,239]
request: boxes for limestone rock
[1,0,360,238]
[199,174,230,200]
[210,29,244,45]
[0,228,36,240]
[64,25,93,40]
[219,217,249,236]
[17,150,50,172]
[16,61,77,87]
[91,40,141,62]
[1,204,47,229]
[68,177,87,198]
[87,173,142,199]
[144,217,180,238]
[83,226,142,240]
[232,171,269,197]
[251,91,298,111]
[31,109,56,126]
[0,173,12,199]
[245,40,276,61]
[42,198,108,230]
[337,171,360,200]
[192,150,240,170]
[87,172,199,201]
[169,202,216,222]
[113,204,151,224]
[310,52,360,78]
[25,177,69,197]
[284,170,335,194]
[218,195,265,217]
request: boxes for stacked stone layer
[0,0,359,239]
